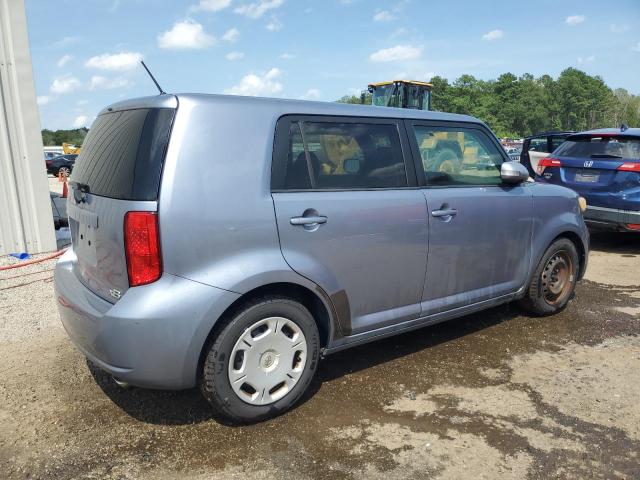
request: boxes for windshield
[554,135,640,160]
[371,84,399,107]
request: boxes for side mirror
[501,161,530,184]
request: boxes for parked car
[505,146,522,162]
[536,127,640,232]
[47,154,77,176]
[55,94,589,423]
[521,131,574,177]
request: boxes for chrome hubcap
[228,316,307,405]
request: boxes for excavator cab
[366,80,432,110]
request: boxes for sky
[26,0,640,130]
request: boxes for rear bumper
[584,206,640,232]
[54,249,240,389]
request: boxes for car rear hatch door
[554,133,640,193]
[67,99,175,303]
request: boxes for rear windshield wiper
[590,154,622,158]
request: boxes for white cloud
[222,27,239,42]
[73,115,88,128]
[37,95,51,106]
[225,51,244,60]
[235,0,284,18]
[89,75,132,90]
[266,16,282,31]
[50,75,81,94]
[633,42,640,53]
[57,54,73,68]
[482,29,504,41]
[369,44,421,62]
[610,24,629,33]
[300,88,321,100]
[577,55,595,64]
[224,68,283,96]
[157,20,215,50]
[190,0,232,11]
[76,99,89,106]
[373,10,395,21]
[279,52,295,59]
[85,52,143,71]
[566,15,585,26]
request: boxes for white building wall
[0,0,56,254]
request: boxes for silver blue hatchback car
[55,94,589,423]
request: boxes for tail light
[536,157,562,175]
[617,162,640,172]
[626,224,640,231]
[124,211,161,287]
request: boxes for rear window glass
[71,108,174,200]
[282,121,407,190]
[554,135,640,161]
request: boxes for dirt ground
[0,232,638,479]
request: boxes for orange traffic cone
[62,179,68,198]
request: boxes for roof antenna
[140,61,166,95]
[620,123,629,132]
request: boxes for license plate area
[68,203,99,266]
[575,170,599,183]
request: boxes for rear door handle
[431,208,458,218]
[290,215,328,226]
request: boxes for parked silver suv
[55,94,589,423]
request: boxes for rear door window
[276,119,409,190]
[528,137,549,153]
[71,108,174,201]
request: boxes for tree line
[337,68,640,138]
[41,127,88,147]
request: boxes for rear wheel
[58,166,71,177]
[201,296,320,424]
[519,238,579,316]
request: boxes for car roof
[570,127,640,137]
[100,93,483,125]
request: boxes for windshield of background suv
[554,135,640,160]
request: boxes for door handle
[431,208,458,218]
[290,215,328,226]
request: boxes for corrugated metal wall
[0,0,56,255]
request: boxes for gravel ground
[0,232,638,479]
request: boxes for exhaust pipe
[113,377,131,389]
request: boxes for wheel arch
[551,231,588,280]
[196,281,336,380]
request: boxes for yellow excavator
[365,80,432,110]
[62,142,81,155]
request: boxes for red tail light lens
[124,211,161,287]
[536,157,562,175]
[617,162,640,172]
[626,224,640,231]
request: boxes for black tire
[200,296,320,424]
[518,238,579,316]
[432,147,461,174]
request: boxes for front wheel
[201,296,320,424]
[518,238,579,316]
